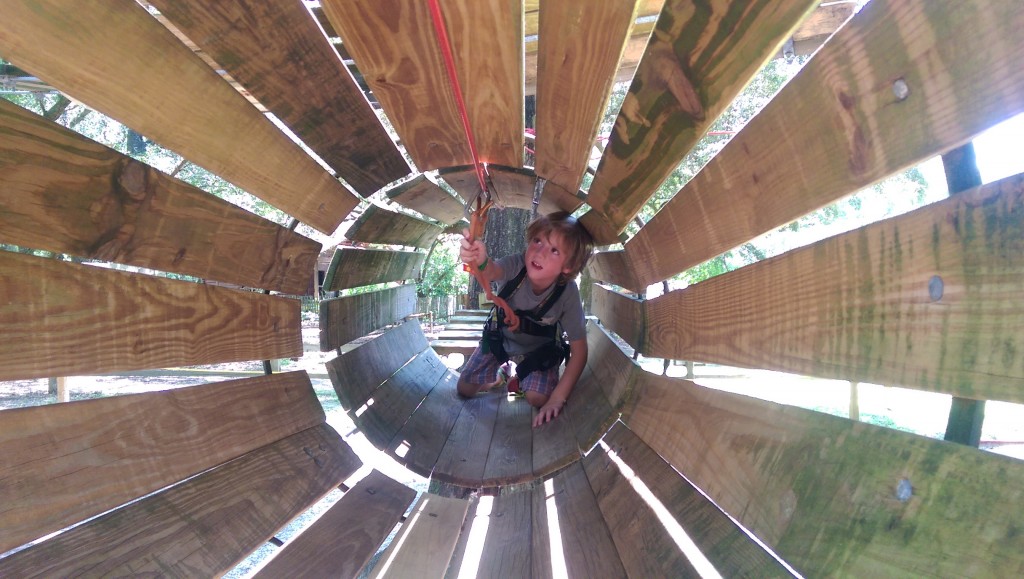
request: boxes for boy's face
[524,230,573,291]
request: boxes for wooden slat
[368,493,470,578]
[578,210,628,248]
[534,0,639,193]
[587,321,640,410]
[0,99,320,294]
[388,372,463,477]
[531,396,580,479]
[326,320,427,411]
[354,348,447,448]
[321,0,470,171]
[439,165,583,214]
[430,339,480,357]
[447,491,532,578]
[621,370,1024,576]
[628,0,1024,289]
[587,250,638,290]
[319,284,418,351]
[0,0,358,234]
[645,173,1024,404]
[585,0,818,234]
[323,247,425,291]
[386,175,466,225]
[0,371,323,555]
[433,392,501,487]
[0,424,361,577]
[600,423,792,577]
[592,284,645,352]
[531,461,627,579]
[148,0,409,197]
[482,398,535,487]
[345,204,443,249]
[435,330,482,340]
[254,470,416,579]
[0,252,301,381]
[568,362,618,453]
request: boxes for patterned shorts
[461,345,560,397]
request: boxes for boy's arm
[533,337,588,427]
[460,228,504,282]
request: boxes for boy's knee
[457,376,479,398]
[525,391,548,408]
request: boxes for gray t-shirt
[493,253,586,357]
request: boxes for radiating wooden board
[579,207,628,247]
[0,0,358,234]
[354,348,447,448]
[586,322,640,410]
[254,470,416,579]
[0,99,320,293]
[320,284,418,351]
[0,424,360,577]
[389,372,463,477]
[0,252,301,381]
[568,363,618,453]
[0,371,322,555]
[587,250,637,290]
[386,175,466,224]
[148,0,409,197]
[586,0,818,234]
[628,0,1024,288]
[323,247,425,291]
[532,396,580,479]
[368,493,470,578]
[531,461,627,579]
[644,174,1024,403]
[448,491,532,578]
[439,165,582,214]
[433,392,501,487]
[345,204,443,249]
[326,320,427,411]
[534,0,639,193]
[592,284,645,353]
[322,0,470,171]
[482,398,535,486]
[621,370,1024,576]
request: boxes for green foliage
[418,236,468,297]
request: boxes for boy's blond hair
[525,211,594,283]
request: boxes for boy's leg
[457,345,503,398]
[519,366,560,408]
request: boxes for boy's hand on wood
[533,398,565,427]
[460,228,488,268]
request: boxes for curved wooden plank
[345,204,442,249]
[439,165,583,214]
[326,320,428,411]
[386,175,466,225]
[592,284,645,353]
[354,348,447,449]
[587,250,638,290]
[628,0,1024,288]
[0,252,302,381]
[0,99,319,294]
[319,284,418,351]
[585,0,818,233]
[323,247,425,292]
[368,493,470,579]
[387,372,462,477]
[0,0,358,234]
[148,0,410,196]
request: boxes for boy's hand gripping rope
[467,197,520,332]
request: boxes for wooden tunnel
[2,0,1024,576]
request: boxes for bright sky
[974,112,1024,184]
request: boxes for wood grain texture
[433,392,501,487]
[0,99,319,294]
[368,493,470,578]
[567,362,617,454]
[439,165,582,214]
[0,0,358,234]
[578,210,628,247]
[389,372,464,477]
[322,0,470,171]
[0,424,361,578]
[535,0,639,193]
[586,0,818,234]
[148,0,409,197]
[628,0,1024,288]
[587,321,641,410]
[592,284,645,353]
[447,491,532,578]
[482,397,535,486]
[254,470,416,579]
[345,204,443,249]
[354,348,447,448]
[0,371,323,555]
[326,320,428,411]
[387,175,466,224]
[645,174,1024,403]
[323,247,425,291]
[319,284,418,351]
[0,252,302,381]
[622,370,1024,577]
[587,250,638,290]
[532,397,581,479]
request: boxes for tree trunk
[468,206,531,308]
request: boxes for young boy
[458,211,593,427]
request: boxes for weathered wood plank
[354,348,447,449]
[587,250,637,290]
[628,0,1024,288]
[535,0,639,193]
[645,173,1024,403]
[320,284,418,351]
[254,470,416,579]
[345,204,443,249]
[592,284,645,353]
[587,321,640,410]
[387,175,466,225]
[433,392,501,487]
[585,0,818,233]
[0,252,301,381]
[439,165,582,214]
[389,372,463,477]
[0,371,323,555]
[0,99,319,294]
[430,339,480,357]
[622,370,1024,577]
[368,493,470,578]
[148,0,409,197]
[326,319,428,411]
[482,398,535,487]
[531,461,627,579]
[568,361,618,453]
[447,491,532,578]
[322,0,470,171]
[0,424,361,577]
[323,247,425,292]
[0,0,358,234]
[531,396,580,480]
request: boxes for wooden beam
[448,491,532,577]
[0,252,301,381]
[319,284,418,351]
[627,0,1024,288]
[345,204,443,249]
[386,175,466,225]
[0,0,358,234]
[0,98,320,294]
[325,320,428,411]
[323,247,425,292]
[643,173,1024,404]
[367,493,471,578]
[592,284,645,353]
[585,0,818,234]
[148,0,410,197]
